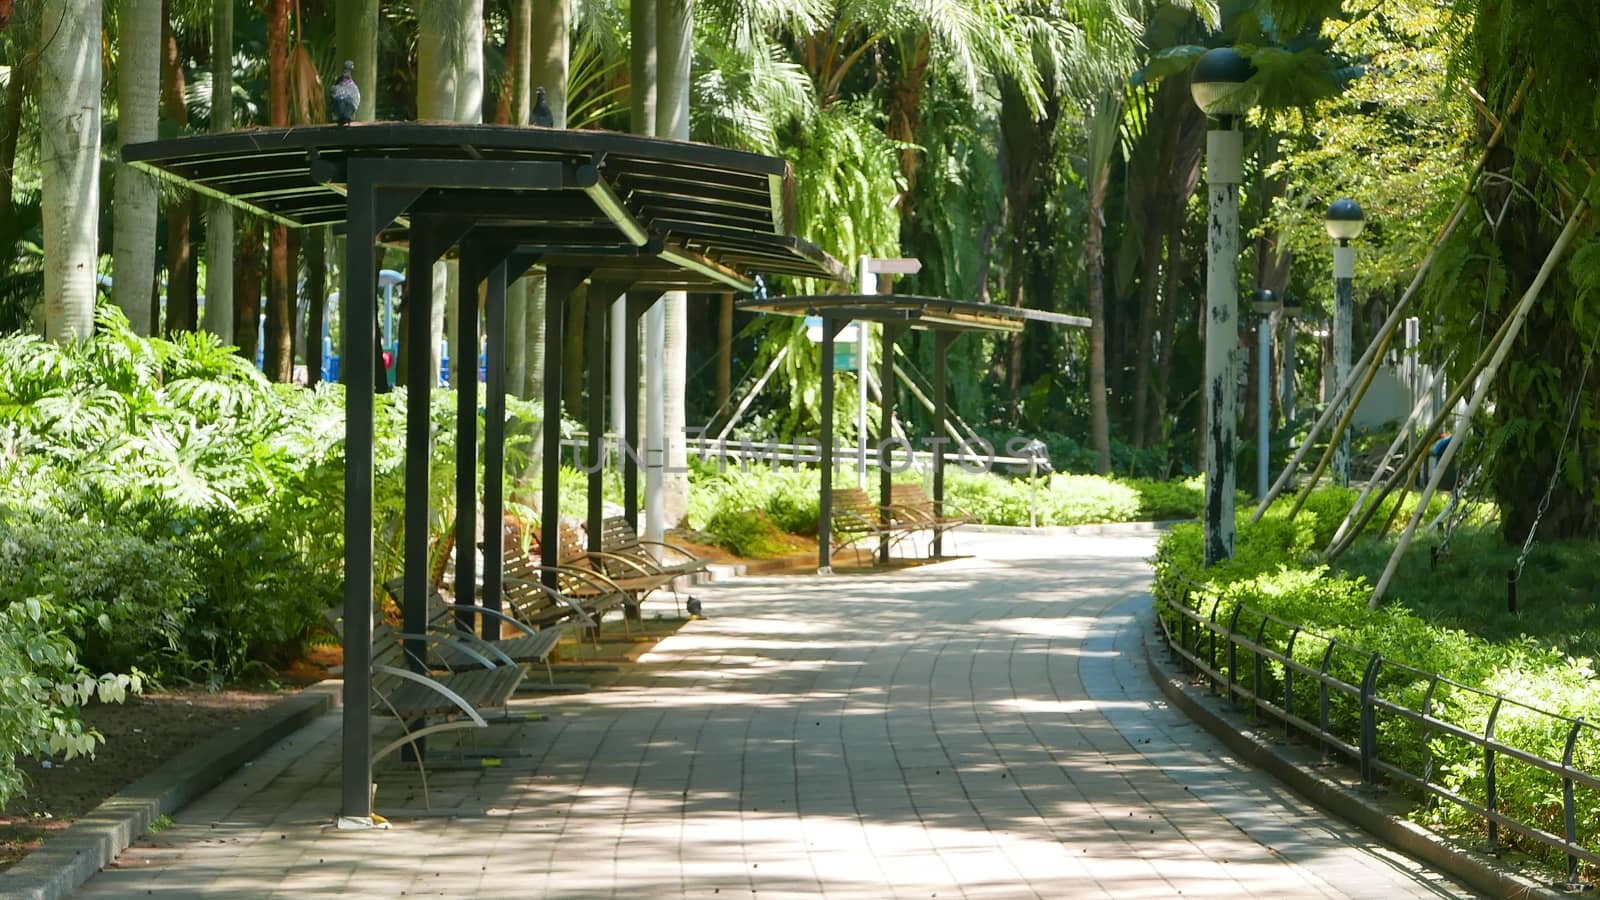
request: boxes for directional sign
[865,257,922,275]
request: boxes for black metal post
[586,286,612,553]
[401,231,435,646]
[932,331,953,558]
[878,324,899,564]
[455,245,480,631]
[540,275,567,591]
[482,255,508,639]
[819,316,836,572]
[340,174,378,820]
[622,291,656,531]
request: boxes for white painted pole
[1258,315,1271,498]
[1203,125,1243,566]
[1332,242,1356,487]
[856,256,875,490]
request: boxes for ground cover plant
[1151,488,1600,873]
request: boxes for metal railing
[1157,580,1600,886]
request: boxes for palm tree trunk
[234,217,263,361]
[418,0,460,385]
[627,0,655,460]
[335,0,377,121]
[113,0,160,335]
[264,0,293,380]
[504,0,532,397]
[0,51,26,234]
[39,0,102,341]
[160,2,197,334]
[657,0,691,529]
[717,292,733,410]
[203,0,235,340]
[1086,164,1112,475]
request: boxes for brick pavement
[68,531,1478,899]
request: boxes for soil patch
[0,687,291,872]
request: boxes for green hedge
[1151,493,1600,862]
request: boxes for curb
[964,519,1188,536]
[3,682,339,900]
[1142,628,1562,900]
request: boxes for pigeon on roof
[532,86,555,127]
[330,60,360,126]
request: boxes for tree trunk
[263,0,292,380]
[112,0,160,334]
[504,0,532,397]
[160,2,197,334]
[629,0,655,450]
[166,197,200,333]
[1086,163,1112,475]
[0,51,26,233]
[203,0,235,340]
[1148,215,1188,447]
[717,292,733,410]
[335,0,377,122]
[417,0,460,384]
[305,226,326,386]
[234,217,263,362]
[657,0,691,529]
[39,0,103,340]
[533,0,569,128]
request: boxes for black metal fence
[1156,580,1600,886]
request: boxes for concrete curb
[3,682,339,900]
[964,519,1188,536]
[1142,628,1562,900]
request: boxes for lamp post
[1281,294,1302,425]
[1325,198,1365,487]
[1192,47,1257,567]
[1251,289,1277,499]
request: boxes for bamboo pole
[1326,307,1519,559]
[1369,172,1597,608]
[1326,353,1454,551]
[1253,74,1531,523]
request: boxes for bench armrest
[394,630,501,671]
[372,664,488,726]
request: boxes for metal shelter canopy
[738,294,1091,571]
[121,123,845,826]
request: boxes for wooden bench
[595,516,709,614]
[830,487,920,565]
[500,548,626,634]
[889,482,974,554]
[551,525,682,620]
[383,578,567,683]
[343,618,526,806]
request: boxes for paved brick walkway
[71,530,1476,898]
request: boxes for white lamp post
[1325,198,1365,487]
[1192,47,1258,566]
[1280,294,1302,425]
[1251,289,1277,499]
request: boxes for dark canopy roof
[122,123,847,291]
[739,294,1093,334]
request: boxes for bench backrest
[600,516,643,555]
[890,482,935,514]
[832,487,882,522]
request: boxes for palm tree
[38,0,102,341]
[657,0,692,529]
[264,0,293,381]
[113,0,161,336]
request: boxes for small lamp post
[1192,47,1258,566]
[1280,294,1302,425]
[1325,198,1365,487]
[1251,289,1277,499]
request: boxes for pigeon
[532,86,555,127]
[685,596,703,618]
[330,60,360,126]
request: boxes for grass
[1335,522,1600,661]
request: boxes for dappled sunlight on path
[72,531,1477,899]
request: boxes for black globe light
[1251,288,1278,315]
[1281,293,1303,318]
[1325,198,1366,242]
[1190,47,1259,118]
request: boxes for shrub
[701,508,796,558]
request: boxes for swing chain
[1511,317,1600,582]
